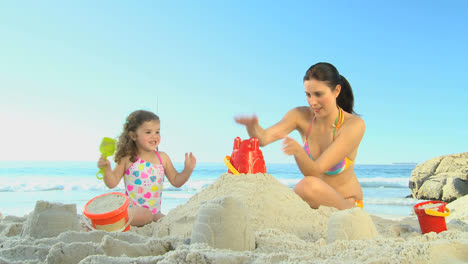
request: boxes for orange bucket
[413,200,450,234]
[83,192,131,232]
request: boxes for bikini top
[303,107,353,175]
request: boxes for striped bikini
[303,107,363,208]
[303,107,353,175]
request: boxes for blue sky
[1,1,467,164]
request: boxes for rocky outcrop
[409,153,468,202]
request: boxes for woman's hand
[234,114,259,128]
[281,137,303,156]
[97,155,110,169]
[184,152,197,172]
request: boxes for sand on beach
[1,173,467,264]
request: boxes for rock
[417,179,445,200]
[327,208,379,243]
[442,177,468,201]
[409,153,468,202]
[191,196,255,251]
[21,200,80,238]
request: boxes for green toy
[96,137,116,180]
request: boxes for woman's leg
[294,176,354,210]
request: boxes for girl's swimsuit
[303,106,353,175]
[124,151,165,214]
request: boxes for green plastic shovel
[96,137,116,180]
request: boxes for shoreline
[372,213,416,221]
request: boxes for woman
[235,62,365,210]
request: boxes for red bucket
[413,201,450,234]
[83,192,131,232]
[224,137,266,174]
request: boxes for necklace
[332,107,344,139]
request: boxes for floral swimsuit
[124,151,164,214]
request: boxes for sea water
[0,161,422,217]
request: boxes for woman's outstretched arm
[235,108,301,147]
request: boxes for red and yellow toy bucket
[413,200,450,234]
[83,192,132,232]
[224,137,266,175]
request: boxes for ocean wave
[277,178,300,188]
[0,178,216,193]
[278,177,410,189]
[0,182,111,192]
[364,197,425,206]
[359,177,409,188]
[0,176,411,193]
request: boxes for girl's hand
[234,114,259,128]
[184,152,197,171]
[281,137,302,156]
[97,155,110,169]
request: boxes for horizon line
[0,160,417,166]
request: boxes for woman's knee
[294,177,321,199]
[295,177,319,191]
[293,180,306,197]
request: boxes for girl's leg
[293,176,354,210]
[152,212,165,222]
[129,207,153,226]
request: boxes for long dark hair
[303,62,356,114]
[114,110,160,163]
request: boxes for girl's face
[132,120,161,152]
[304,79,340,117]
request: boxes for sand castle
[191,196,255,251]
[21,200,80,239]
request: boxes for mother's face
[304,79,340,115]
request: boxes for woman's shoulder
[344,113,366,131]
[287,106,313,119]
[291,106,310,113]
[283,107,313,134]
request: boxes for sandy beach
[1,173,467,264]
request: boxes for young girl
[97,110,196,226]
